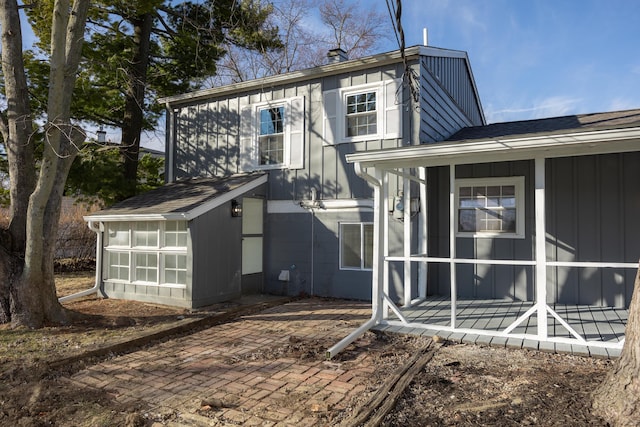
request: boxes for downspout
[59,220,104,302]
[326,162,383,358]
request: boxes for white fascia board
[84,174,268,223]
[83,213,189,222]
[346,127,640,168]
[184,174,268,220]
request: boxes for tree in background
[0,0,90,327]
[25,0,281,202]
[211,0,392,84]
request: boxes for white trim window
[240,96,305,171]
[346,91,377,137]
[455,177,525,238]
[258,105,285,165]
[340,222,374,270]
[104,220,189,288]
[323,79,402,144]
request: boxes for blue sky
[377,0,640,123]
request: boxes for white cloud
[485,96,581,123]
[608,97,640,112]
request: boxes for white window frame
[455,176,525,239]
[339,222,374,271]
[240,96,304,172]
[104,220,189,288]
[255,101,287,169]
[344,88,379,140]
[323,79,402,145]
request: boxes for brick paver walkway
[65,298,379,426]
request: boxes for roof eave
[346,126,640,168]
[158,46,469,106]
[84,174,268,223]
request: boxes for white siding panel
[322,89,338,145]
[289,96,305,169]
[239,105,256,172]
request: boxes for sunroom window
[455,177,525,238]
[104,220,188,288]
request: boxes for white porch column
[371,168,386,323]
[403,174,412,307]
[418,167,428,299]
[534,157,548,339]
[449,164,457,328]
[382,170,390,319]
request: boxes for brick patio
[64,298,383,426]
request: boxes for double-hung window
[340,222,374,270]
[455,177,525,238]
[240,97,304,171]
[323,79,401,144]
[258,106,285,165]
[346,91,377,137]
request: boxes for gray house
[85,45,484,308]
[84,43,640,355]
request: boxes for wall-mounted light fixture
[97,127,106,144]
[231,199,242,217]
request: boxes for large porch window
[105,221,188,288]
[455,176,525,238]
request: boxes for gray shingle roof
[447,108,640,142]
[87,173,265,218]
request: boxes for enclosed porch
[328,119,640,358]
[377,297,627,358]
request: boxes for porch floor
[375,297,627,358]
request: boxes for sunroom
[80,173,268,308]
[329,112,640,358]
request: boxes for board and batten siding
[426,161,535,300]
[546,153,640,308]
[189,198,245,306]
[426,154,640,309]
[419,57,482,144]
[422,56,484,127]
[170,62,410,202]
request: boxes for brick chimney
[327,48,348,63]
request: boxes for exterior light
[97,127,106,143]
[231,200,242,217]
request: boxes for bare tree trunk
[0,0,38,323]
[592,261,640,425]
[0,0,90,327]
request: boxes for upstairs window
[455,177,525,238]
[346,92,377,137]
[258,106,285,165]
[240,97,304,172]
[323,79,402,144]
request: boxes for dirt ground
[0,272,613,426]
